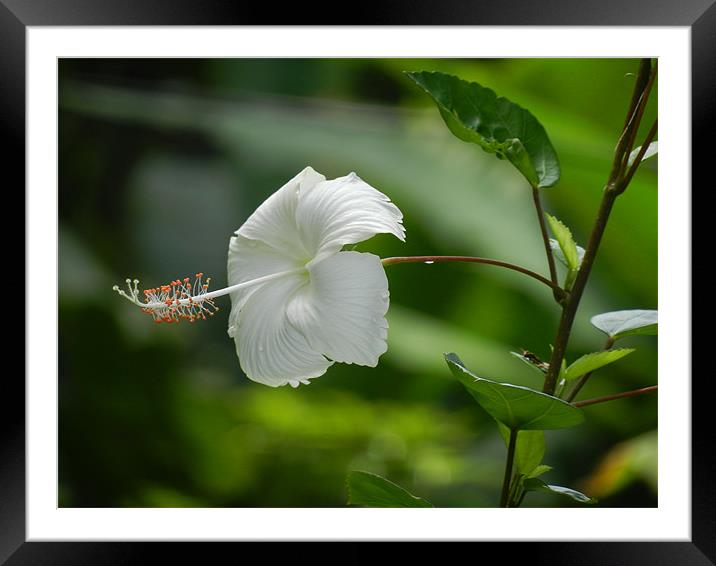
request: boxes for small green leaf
[591,310,658,340]
[346,471,433,508]
[497,423,545,476]
[523,478,597,504]
[510,351,549,374]
[445,353,584,430]
[406,71,560,188]
[546,214,580,272]
[565,349,635,381]
[527,464,553,479]
[549,238,585,269]
[627,141,658,168]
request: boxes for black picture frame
[7,1,709,563]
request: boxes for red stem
[381,255,561,292]
[573,385,658,408]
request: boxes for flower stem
[500,428,518,508]
[573,385,657,408]
[381,255,562,293]
[531,186,561,303]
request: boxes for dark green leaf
[523,478,597,504]
[497,423,545,476]
[346,471,433,508]
[591,310,658,340]
[406,71,560,188]
[565,349,635,381]
[445,353,584,430]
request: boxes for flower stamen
[113,273,220,324]
[113,268,304,325]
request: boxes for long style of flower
[113,166,405,388]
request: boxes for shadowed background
[58,58,657,508]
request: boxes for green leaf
[591,310,658,340]
[527,464,553,479]
[510,350,549,374]
[406,71,560,188]
[549,238,585,269]
[564,349,635,381]
[346,471,433,508]
[627,141,658,168]
[546,214,580,272]
[497,423,545,476]
[523,478,597,503]
[445,353,584,430]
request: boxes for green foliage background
[58,58,657,508]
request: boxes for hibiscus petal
[227,235,300,337]
[287,251,390,367]
[295,172,405,263]
[235,272,333,387]
[236,166,325,260]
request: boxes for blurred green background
[58,58,657,508]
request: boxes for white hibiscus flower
[114,166,405,388]
[227,167,405,387]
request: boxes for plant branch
[611,60,656,182]
[500,428,518,507]
[531,187,562,303]
[616,63,658,180]
[381,255,562,292]
[616,119,658,194]
[573,385,657,408]
[541,59,656,395]
[541,191,618,394]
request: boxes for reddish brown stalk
[573,385,658,408]
[381,255,561,292]
[531,187,561,302]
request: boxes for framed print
[7,1,710,563]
